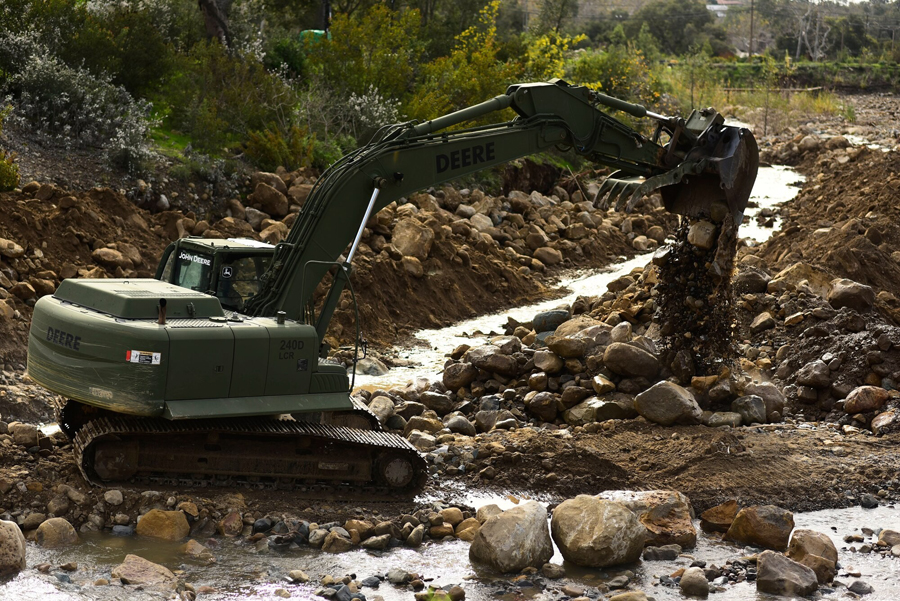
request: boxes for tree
[198,0,231,46]
[627,0,715,55]
[534,0,578,34]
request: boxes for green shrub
[164,41,297,154]
[0,106,19,192]
[245,124,314,172]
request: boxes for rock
[179,539,215,563]
[534,247,562,265]
[135,509,190,541]
[750,312,775,334]
[533,350,564,374]
[744,382,786,421]
[218,510,243,537]
[103,490,124,506]
[392,219,435,261]
[591,375,616,394]
[443,363,478,390]
[407,430,436,451]
[9,423,40,447]
[444,415,476,436]
[420,391,454,416]
[323,531,354,553]
[466,346,518,377]
[92,247,131,270]
[705,411,742,427]
[847,581,874,595]
[608,593,649,601]
[642,544,681,560]
[0,238,25,259]
[111,554,177,591]
[597,490,696,548]
[533,310,570,333]
[248,183,289,217]
[786,529,838,583]
[541,563,565,579]
[21,513,46,530]
[401,256,424,277]
[361,533,391,549]
[547,336,585,358]
[687,221,716,249]
[634,381,702,426]
[680,567,709,598]
[795,360,831,388]
[476,504,503,523]
[526,392,558,422]
[724,505,794,551]
[844,386,889,413]
[872,409,900,435]
[386,569,410,584]
[35,518,78,548]
[731,395,766,425]
[700,500,739,533]
[603,343,659,378]
[252,172,288,195]
[367,397,395,424]
[734,268,771,294]
[469,501,553,573]
[550,495,645,567]
[289,570,310,583]
[827,278,875,312]
[406,524,424,547]
[0,520,26,576]
[756,550,818,597]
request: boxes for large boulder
[597,490,696,548]
[724,505,794,551]
[680,566,709,598]
[526,392,558,422]
[251,171,288,195]
[634,382,702,426]
[111,554,178,591]
[533,310,570,333]
[827,278,875,312]
[248,182,289,217]
[756,550,818,597]
[136,509,190,541]
[603,343,659,378]
[35,517,78,548]
[443,363,478,390]
[533,350,564,374]
[0,520,26,576]
[699,500,739,533]
[731,395,767,425]
[391,219,435,261]
[843,386,889,414]
[550,496,645,567]
[469,501,553,573]
[465,346,518,378]
[786,529,838,583]
[744,382,786,421]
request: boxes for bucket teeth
[596,175,644,211]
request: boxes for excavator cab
[156,238,274,312]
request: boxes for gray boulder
[0,520,26,576]
[731,395,767,425]
[603,343,659,378]
[634,381,702,426]
[756,550,818,597]
[827,278,875,312]
[550,495,645,567]
[469,501,553,573]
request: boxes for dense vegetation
[0,0,897,185]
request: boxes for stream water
[16,165,896,601]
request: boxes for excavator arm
[244,80,758,338]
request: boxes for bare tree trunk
[198,0,231,46]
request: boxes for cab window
[216,255,271,311]
[174,250,213,292]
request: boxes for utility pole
[750,0,755,56]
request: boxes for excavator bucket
[597,124,759,227]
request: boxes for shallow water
[11,502,898,601]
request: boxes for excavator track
[70,413,428,500]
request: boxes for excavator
[26,80,758,497]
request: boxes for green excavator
[26,80,758,496]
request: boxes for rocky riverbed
[0,94,899,599]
